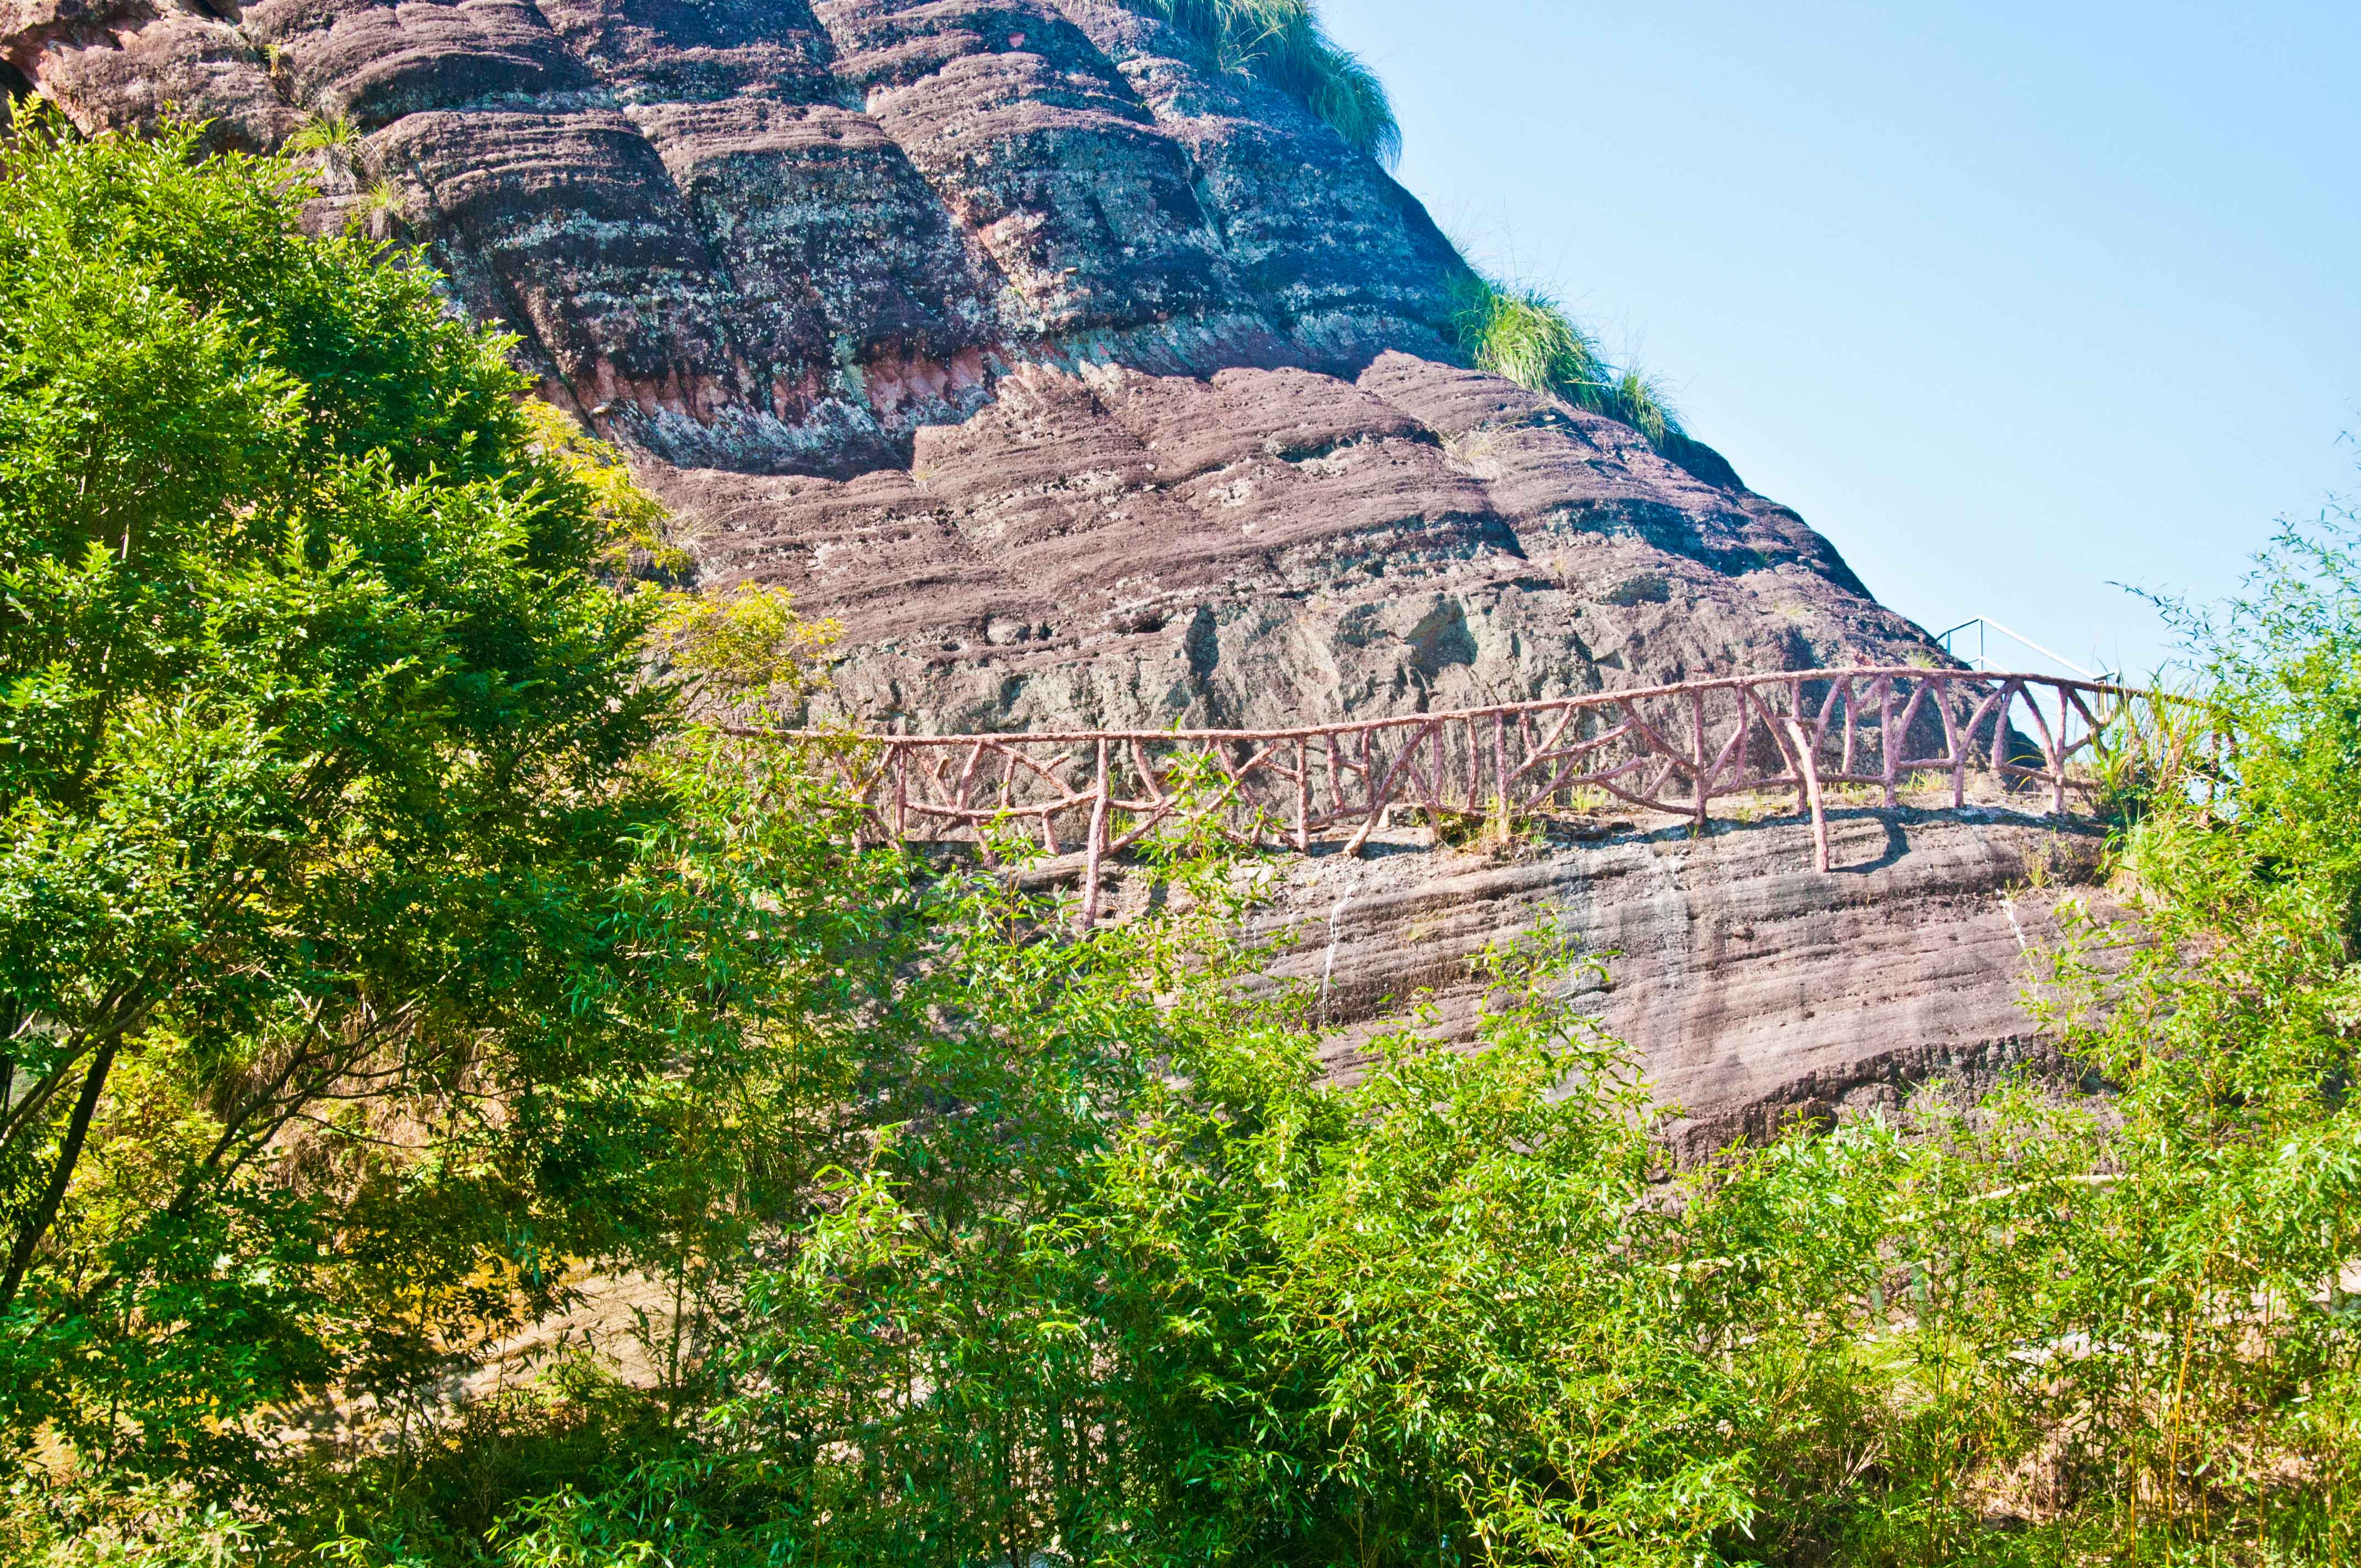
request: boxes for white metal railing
[1934,618,2115,683]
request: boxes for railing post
[893,742,909,840]
[1880,675,1898,808]
[1690,688,1710,829]
[1454,708,1473,807]
[2047,683,2069,816]
[1236,741,1266,851]
[1787,677,1809,823]
[1493,711,1510,826]
[1783,718,1830,874]
[1839,677,1858,778]
[1992,680,2016,776]
[1078,738,1109,932]
[1938,673,1967,810]
[1293,738,1310,852]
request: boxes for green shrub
[1130,0,1401,166]
[1452,273,1693,454]
[638,928,1758,1568]
[2026,511,2361,1560]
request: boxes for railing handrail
[734,668,2202,928]
[1933,620,2115,684]
[721,667,2153,747]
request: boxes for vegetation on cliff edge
[1128,0,1401,166]
[1450,272,1743,478]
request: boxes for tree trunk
[0,1035,119,1310]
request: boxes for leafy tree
[0,110,665,1488]
[7,105,2360,1568]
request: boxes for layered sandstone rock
[3,0,1941,732]
[6,0,2086,1136]
[678,353,1949,732]
[1247,805,2118,1156]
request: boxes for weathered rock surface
[677,353,1948,732]
[4,0,1942,733]
[1244,806,2119,1156]
[5,0,2094,1131]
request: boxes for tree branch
[0,1033,120,1311]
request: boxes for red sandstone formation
[3,0,1940,731]
[2,0,2086,1133]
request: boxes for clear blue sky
[1320,1,2359,680]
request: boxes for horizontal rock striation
[1245,807,2121,1158]
[678,353,1940,731]
[4,0,1943,733]
[6,0,1460,469]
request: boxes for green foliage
[0,107,669,1499]
[311,912,1759,1568]
[652,583,840,722]
[2032,510,2361,1557]
[516,400,689,582]
[2082,676,2227,827]
[652,932,1757,1568]
[7,108,2360,1568]
[1451,274,1692,455]
[1128,0,1401,166]
[1455,280,1612,402]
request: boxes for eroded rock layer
[4,0,1944,731]
[1248,808,2118,1157]
[6,0,2101,1130]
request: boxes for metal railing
[735,668,2154,927]
[1934,618,2116,683]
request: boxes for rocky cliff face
[7,0,2076,1137]
[5,0,1942,731]
[1249,808,2118,1158]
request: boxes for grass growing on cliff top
[1124,1,1701,466]
[1129,0,1401,165]
[1454,271,1688,449]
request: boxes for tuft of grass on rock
[1453,276,1613,401]
[287,110,361,157]
[1129,0,1401,165]
[1452,271,1704,461]
[362,176,406,217]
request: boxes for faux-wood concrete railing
[731,668,2159,928]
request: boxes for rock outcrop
[6,0,2093,1140]
[1246,806,2118,1157]
[4,0,1941,732]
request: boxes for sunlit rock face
[4,0,1942,732]
[1248,809,2120,1160]
[9,0,2075,1130]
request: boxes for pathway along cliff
[759,668,2139,1153]
[0,0,2110,1139]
